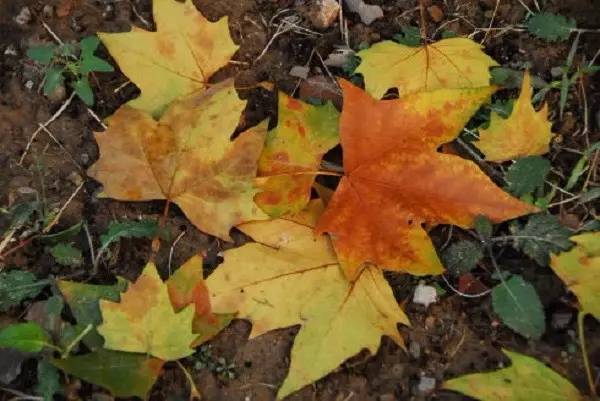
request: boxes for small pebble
[289,65,310,79]
[4,45,18,56]
[308,0,340,30]
[417,376,436,393]
[413,283,437,308]
[80,153,90,165]
[25,80,34,90]
[15,7,32,25]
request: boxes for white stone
[412,283,437,308]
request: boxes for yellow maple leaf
[255,93,339,217]
[550,232,600,319]
[88,79,268,240]
[444,349,584,401]
[99,0,238,117]
[475,71,553,162]
[207,200,409,399]
[356,37,498,99]
[98,262,196,361]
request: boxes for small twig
[83,221,96,267]
[167,230,186,276]
[175,360,201,401]
[19,92,76,165]
[43,182,84,233]
[0,387,43,401]
[441,274,491,298]
[578,312,597,397]
[113,80,132,94]
[129,0,152,28]
[39,125,83,171]
[515,0,534,15]
[42,21,64,45]
[87,107,107,129]
[481,0,501,45]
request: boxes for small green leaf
[393,26,421,47]
[27,45,56,65]
[474,215,493,240]
[0,270,49,312]
[505,156,551,197]
[492,275,545,339]
[100,219,160,248]
[57,278,128,349]
[526,12,576,42]
[43,67,64,96]
[510,214,573,265]
[52,350,164,399]
[71,78,94,106]
[0,323,51,353]
[6,201,41,229]
[36,360,61,401]
[442,241,484,275]
[50,243,82,267]
[79,36,100,56]
[81,55,114,75]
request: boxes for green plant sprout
[26,36,114,106]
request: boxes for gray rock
[345,0,383,25]
[417,376,436,393]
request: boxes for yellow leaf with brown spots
[208,200,409,399]
[99,0,238,117]
[315,80,537,281]
[475,71,553,161]
[550,232,600,319]
[444,349,584,401]
[356,38,498,99]
[88,79,268,240]
[255,93,339,217]
[98,262,196,361]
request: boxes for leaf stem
[175,360,201,401]
[577,311,597,397]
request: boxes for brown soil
[0,0,599,400]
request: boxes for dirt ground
[0,0,599,400]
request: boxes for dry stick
[167,230,186,276]
[19,92,76,165]
[578,311,597,397]
[175,360,201,401]
[43,181,84,233]
[38,124,83,172]
[418,0,428,42]
[481,0,501,45]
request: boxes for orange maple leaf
[316,81,537,281]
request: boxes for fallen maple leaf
[550,232,600,319]
[166,255,233,346]
[88,79,267,240]
[255,93,339,217]
[475,71,553,161]
[98,262,196,361]
[99,0,238,117]
[356,38,498,98]
[444,349,584,401]
[208,200,409,399]
[316,81,537,281]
